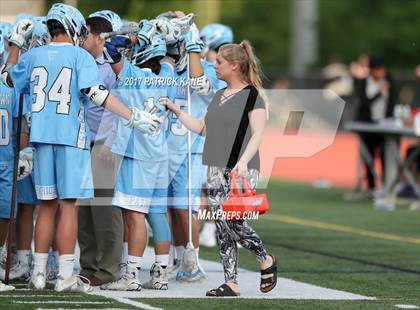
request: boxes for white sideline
[91,247,376,301]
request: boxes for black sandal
[206,283,240,297]
[260,254,277,293]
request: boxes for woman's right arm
[160,98,206,135]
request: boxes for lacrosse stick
[177,54,205,282]
[100,25,141,39]
[4,93,24,284]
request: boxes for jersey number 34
[31,67,72,115]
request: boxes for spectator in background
[350,54,370,81]
[397,65,420,201]
[355,56,397,193]
[413,65,420,108]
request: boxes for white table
[344,121,420,208]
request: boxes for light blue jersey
[111,59,168,161]
[0,82,18,163]
[10,42,102,149]
[160,60,223,155]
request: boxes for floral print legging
[206,166,268,284]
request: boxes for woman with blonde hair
[160,40,277,297]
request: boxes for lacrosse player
[155,12,220,282]
[0,16,50,282]
[1,3,159,292]
[99,22,170,291]
[0,30,19,291]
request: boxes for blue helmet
[200,23,233,51]
[0,22,12,40]
[131,35,167,66]
[46,3,87,46]
[29,16,51,49]
[89,10,122,31]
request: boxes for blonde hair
[219,40,269,119]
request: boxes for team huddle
[0,3,234,293]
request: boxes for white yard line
[111,296,163,310]
[35,308,130,310]
[394,305,420,309]
[14,301,110,304]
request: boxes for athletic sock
[17,250,30,265]
[58,254,75,279]
[127,255,142,270]
[33,252,48,275]
[155,254,169,268]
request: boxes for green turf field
[1,180,419,309]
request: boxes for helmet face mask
[131,35,167,67]
[165,40,187,73]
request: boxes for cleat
[143,263,168,290]
[100,264,142,291]
[55,274,92,293]
[0,260,30,280]
[0,280,15,292]
[28,272,46,290]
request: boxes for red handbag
[222,174,270,220]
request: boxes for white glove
[17,147,34,181]
[184,23,204,53]
[125,108,162,134]
[152,18,180,45]
[152,14,194,45]
[8,19,34,49]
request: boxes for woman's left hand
[232,161,248,178]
